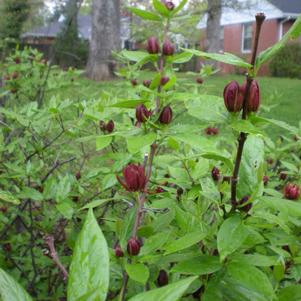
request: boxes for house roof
[268,0,301,15]
[22,15,131,41]
[197,0,300,29]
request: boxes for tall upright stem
[231,13,266,206]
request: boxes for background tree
[0,0,30,40]
[86,0,121,80]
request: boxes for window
[242,23,252,53]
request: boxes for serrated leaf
[128,7,161,21]
[128,276,197,301]
[217,215,249,261]
[0,268,33,301]
[67,209,109,301]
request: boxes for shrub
[270,43,301,78]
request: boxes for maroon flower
[15,57,21,64]
[106,120,115,133]
[279,172,288,181]
[155,187,165,193]
[147,37,160,54]
[284,183,300,200]
[159,105,173,124]
[241,80,260,112]
[205,127,219,136]
[143,79,152,88]
[127,237,141,256]
[136,104,152,123]
[157,270,169,287]
[263,175,269,186]
[115,245,124,258]
[117,164,147,192]
[238,196,252,213]
[11,71,19,80]
[196,77,203,84]
[211,167,220,181]
[162,40,175,56]
[75,171,81,181]
[131,79,138,86]
[223,81,243,112]
[160,76,170,86]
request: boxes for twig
[44,235,68,281]
[230,13,266,207]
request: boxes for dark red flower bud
[263,175,269,186]
[117,164,147,192]
[10,88,17,94]
[284,183,300,200]
[12,71,19,80]
[162,0,175,10]
[162,40,175,56]
[131,79,138,86]
[0,207,8,213]
[238,196,252,213]
[205,127,219,136]
[155,187,165,193]
[15,57,21,64]
[159,105,173,124]
[267,158,274,165]
[160,76,170,86]
[136,104,152,123]
[99,120,106,131]
[196,77,203,84]
[75,171,81,180]
[241,80,260,112]
[106,120,115,133]
[177,187,184,197]
[157,270,169,287]
[147,37,160,54]
[143,79,152,88]
[115,245,124,258]
[211,167,220,181]
[3,243,12,252]
[127,237,141,256]
[279,172,287,181]
[223,81,243,112]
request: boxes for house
[22,14,132,50]
[197,0,301,75]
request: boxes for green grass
[72,73,301,137]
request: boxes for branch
[44,235,68,281]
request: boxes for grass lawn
[75,72,301,137]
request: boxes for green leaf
[222,262,275,301]
[172,255,222,275]
[232,254,279,267]
[18,187,43,201]
[120,50,150,62]
[185,95,225,122]
[256,117,298,134]
[110,99,149,108]
[152,0,170,17]
[0,268,33,301]
[162,75,177,90]
[184,49,252,68]
[127,132,156,154]
[169,52,193,64]
[80,198,119,211]
[67,209,109,301]
[128,7,161,21]
[278,285,301,301]
[164,231,207,255]
[217,215,249,261]
[96,136,112,151]
[125,263,150,284]
[237,135,265,199]
[230,119,263,135]
[128,276,197,301]
[172,0,188,16]
[140,231,171,255]
[0,190,20,205]
[256,15,301,70]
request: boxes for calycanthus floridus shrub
[0,1,301,300]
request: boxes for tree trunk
[86,0,121,81]
[206,0,222,54]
